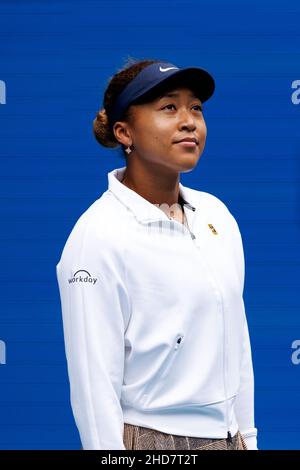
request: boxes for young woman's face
[125,86,207,173]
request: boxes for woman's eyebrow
[157,91,201,100]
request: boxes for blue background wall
[0,0,299,450]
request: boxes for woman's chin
[175,153,200,171]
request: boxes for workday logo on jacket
[68,269,98,285]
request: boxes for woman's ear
[113,121,133,147]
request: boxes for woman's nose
[178,109,196,130]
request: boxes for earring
[125,144,134,155]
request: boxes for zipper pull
[227,431,232,443]
[190,232,196,240]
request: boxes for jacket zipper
[171,217,232,440]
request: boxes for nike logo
[159,66,179,72]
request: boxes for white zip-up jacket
[56,166,258,450]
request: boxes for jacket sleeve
[235,313,258,449]
[229,212,258,450]
[55,221,131,450]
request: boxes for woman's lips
[174,141,197,147]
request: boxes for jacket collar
[107,166,197,224]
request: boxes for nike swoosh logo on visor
[159,66,179,72]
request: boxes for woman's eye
[193,105,203,112]
[162,104,203,112]
[163,104,176,110]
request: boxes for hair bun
[93,108,119,148]
[96,108,108,123]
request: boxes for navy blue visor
[107,61,215,127]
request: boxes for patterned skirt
[123,423,248,450]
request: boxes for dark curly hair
[93,56,174,158]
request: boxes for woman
[56,58,258,450]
